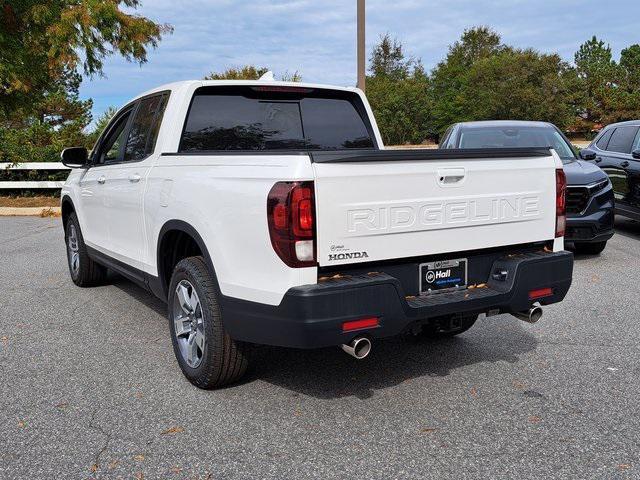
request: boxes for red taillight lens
[529,287,553,300]
[267,181,316,267]
[342,317,379,332]
[555,168,567,238]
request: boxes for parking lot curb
[0,206,61,217]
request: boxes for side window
[439,126,453,148]
[124,94,169,161]
[606,126,639,154]
[96,109,133,164]
[632,129,640,154]
[596,128,614,150]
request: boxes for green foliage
[369,33,420,80]
[204,65,301,81]
[369,28,640,143]
[366,35,432,144]
[205,66,270,80]
[572,36,618,129]
[429,27,573,135]
[280,71,303,82]
[0,1,170,165]
[86,106,118,148]
[1,1,172,117]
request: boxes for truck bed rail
[309,147,553,163]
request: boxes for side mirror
[61,147,89,168]
[579,149,597,161]
[632,150,640,160]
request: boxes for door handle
[97,176,106,184]
[621,161,630,168]
[437,168,466,186]
[128,173,141,183]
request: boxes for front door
[102,93,169,271]
[79,107,134,251]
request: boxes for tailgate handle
[437,168,466,186]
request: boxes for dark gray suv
[440,120,615,255]
[580,120,640,222]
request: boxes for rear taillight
[555,168,566,238]
[267,181,316,268]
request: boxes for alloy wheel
[172,280,206,368]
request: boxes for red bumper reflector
[529,287,553,300]
[342,317,379,332]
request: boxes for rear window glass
[179,86,375,151]
[605,126,639,153]
[457,125,575,159]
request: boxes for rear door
[313,151,558,266]
[628,130,640,211]
[101,93,169,270]
[596,125,639,206]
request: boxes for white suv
[61,80,573,388]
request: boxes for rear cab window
[179,86,376,152]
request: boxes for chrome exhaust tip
[341,337,372,359]
[512,305,543,324]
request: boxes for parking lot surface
[2,217,640,479]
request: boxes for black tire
[574,241,607,255]
[168,256,249,389]
[64,212,107,287]
[419,314,478,338]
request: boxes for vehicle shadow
[108,274,538,400]
[110,273,167,318]
[248,321,538,400]
[614,216,640,241]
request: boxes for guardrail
[0,162,70,189]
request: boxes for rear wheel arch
[157,220,219,299]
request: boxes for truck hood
[563,159,607,186]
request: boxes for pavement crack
[88,407,112,475]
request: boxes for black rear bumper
[221,250,573,349]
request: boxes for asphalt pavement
[1,216,640,479]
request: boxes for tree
[429,27,575,134]
[446,26,503,67]
[369,33,418,80]
[204,66,301,81]
[366,36,432,144]
[462,49,574,128]
[87,106,118,147]
[573,36,619,130]
[1,1,172,119]
[204,66,269,80]
[620,45,640,89]
[0,1,171,164]
[430,27,506,134]
[614,45,640,121]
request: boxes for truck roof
[132,80,359,102]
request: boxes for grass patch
[0,196,60,207]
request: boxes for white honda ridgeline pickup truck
[61,79,573,388]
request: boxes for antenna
[258,71,275,82]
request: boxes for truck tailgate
[311,148,560,267]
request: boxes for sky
[80,0,640,122]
